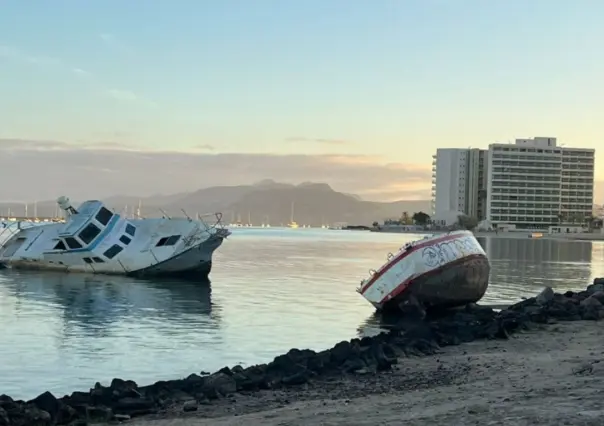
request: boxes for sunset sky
[1,0,602,202]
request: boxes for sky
[0,0,602,202]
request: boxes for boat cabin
[50,200,137,263]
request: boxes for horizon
[1,1,602,203]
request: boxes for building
[486,137,595,228]
[431,137,595,229]
[430,148,488,225]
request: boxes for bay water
[1,228,602,399]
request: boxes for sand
[126,321,604,426]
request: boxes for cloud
[72,68,91,77]
[98,33,131,55]
[99,33,116,43]
[0,138,138,152]
[0,139,431,202]
[106,89,138,102]
[106,89,158,108]
[191,144,216,151]
[2,42,154,107]
[0,44,61,66]
[285,137,353,145]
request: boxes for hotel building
[431,137,595,228]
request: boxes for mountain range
[0,180,431,226]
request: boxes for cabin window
[92,257,105,263]
[155,235,181,247]
[166,235,181,246]
[156,237,169,247]
[95,207,113,226]
[79,223,101,245]
[64,237,82,249]
[119,235,131,245]
[53,240,67,250]
[103,244,123,259]
[83,257,93,264]
[125,224,136,236]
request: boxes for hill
[0,181,431,226]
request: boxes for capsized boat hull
[358,230,490,312]
[0,197,230,280]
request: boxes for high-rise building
[486,137,594,227]
[431,148,488,224]
[432,137,595,228]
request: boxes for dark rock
[29,391,59,422]
[536,287,555,305]
[201,372,237,399]
[113,397,155,416]
[593,277,604,285]
[182,400,198,412]
[0,407,9,426]
[86,406,113,423]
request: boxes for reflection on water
[1,229,603,399]
[481,236,600,304]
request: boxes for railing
[0,219,47,248]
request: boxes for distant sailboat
[287,201,299,228]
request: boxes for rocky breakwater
[2,277,604,426]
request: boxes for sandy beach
[129,321,604,426]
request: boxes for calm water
[1,229,603,399]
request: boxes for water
[1,228,603,399]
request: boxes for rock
[0,407,9,426]
[580,296,602,308]
[87,405,114,423]
[587,283,604,294]
[182,400,198,412]
[536,287,555,305]
[29,391,59,422]
[201,372,237,399]
[593,277,604,285]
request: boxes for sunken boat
[0,196,230,278]
[357,230,490,312]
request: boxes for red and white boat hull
[357,231,490,311]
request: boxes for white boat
[0,196,230,278]
[357,230,490,312]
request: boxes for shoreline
[2,278,604,425]
[134,321,604,425]
[371,228,604,241]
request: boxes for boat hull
[358,231,490,312]
[0,228,228,280]
[129,233,223,279]
[382,255,490,312]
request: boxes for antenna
[159,208,171,219]
[181,208,192,221]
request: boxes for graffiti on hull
[421,236,483,268]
